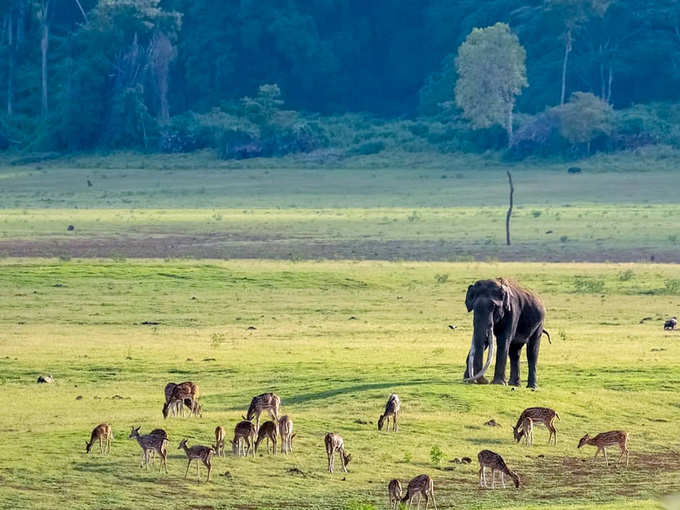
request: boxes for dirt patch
[0,234,678,262]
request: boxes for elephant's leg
[491,332,511,385]
[508,342,522,386]
[526,329,541,389]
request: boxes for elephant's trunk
[464,332,495,383]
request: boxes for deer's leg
[501,472,506,488]
[479,467,484,487]
[394,412,399,432]
[431,490,437,510]
[491,470,496,489]
[603,448,609,465]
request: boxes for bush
[348,140,385,156]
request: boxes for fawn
[520,416,534,446]
[578,431,629,466]
[128,426,168,473]
[244,392,281,432]
[325,433,351,473]
[401,474,437,509]
[232,420,256,457]
[387,479,402,509]
[378,394,400,432]
[162,381,199,419]
[178,439,215,482]
[85,423,113,454]
[278,415,295,454]
[512,407,559,445]
[254,420,278,455]
[478,450,520,489]
[213,426,226,457]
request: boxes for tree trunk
[560,29,571,105]
[506,105,513,147]
[606,64,613,104]
[40,0,50,119]
[505,171,514,246]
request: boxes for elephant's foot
[527,382,538,390]
[475,376,489,385]
[491,378,507,385]
[508,379,520,387]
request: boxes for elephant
[463,278,549,388]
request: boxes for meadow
[0,154,679,510]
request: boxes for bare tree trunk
[505,171,514,246]
[560,29,572,105]
[606,64,613,104]
[40,0,50,119]
[7,13,13,116]
[506,106,513,147]
[73,0,88,23]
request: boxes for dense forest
[1,0,680,159]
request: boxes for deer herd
[83,384,631,507]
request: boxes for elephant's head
[464,279,513,383]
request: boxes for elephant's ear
[465,285,475,312]
[501,284,513,313]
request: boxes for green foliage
[430,445,444,466]
[455,23,527,142]
[573,276,605,294]
[555,92,614,148]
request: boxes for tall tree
[455,22,528,146]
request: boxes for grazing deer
[325,433,351,473]
[128,426,168,473]
[388,479,402,509]
[178,439,215,482]
[214,426,226,457]
[244,392,281,432]
[401,474,437,509]
[513,407,559,445]
[520,416,534,446]
[162,381,199,419]
[378,393,400,432]
[85,423,113,454]
[279,415,296,454]
[478,450,520,489]
[665,317,677,330]
[232,420,256,457]
[254,420,278,455]
[164,382,182,417]
[183,397,203,417]
[578,431,629,466]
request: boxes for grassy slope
[1,259,679,509]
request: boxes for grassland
[0,153,679,509]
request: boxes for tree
[455,23,528,146]
[555,91,613,153]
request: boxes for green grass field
[0,154,679,509]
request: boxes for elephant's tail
[542,329,551,344]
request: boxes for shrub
[348,140,385,156]
[573,276,605,294]
[430,445,444,466]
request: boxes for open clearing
[1,259,680,510]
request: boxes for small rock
[141,321,160,325]
[448,324,457,330]
[111,394,124,400]
[348,316,358,320]
[190,296,197,300]
[186,358,193,361]
[222,471,232,479]
[125,356,132,360]
[202,358,216,362]
[354,419,369,425]
[67,225,75,231]
[93,396,101,400]
[37,374,54,384]
[75,395,83,400]
[537,454,545,458]
[247,326,257,330]
[450,458,461,464]
[545,230,553,234]
[461,457,472,464]
[484,419,500,427]
[567,166,582,174]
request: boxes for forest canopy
[1,0,679,158]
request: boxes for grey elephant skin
[463,279,549,389]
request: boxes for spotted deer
[513,407,559,445]
[325,433,351,473]
[478,450,520,489]
[178,439,215,482]
[243,392,281,432]
[254,420,278,455]
[578,430,629,466]
[520,416,534,446]
[278,415,296,454]
[387,479,402,509]
[401,474,437,509]
[85,423,113,454]
[232,420,256,457]
[146,428,169,465]
[163,381,199,419]
[378,393,400,432]
[213,426,226,457]
[163,382,182,417]
[128,426,168,473]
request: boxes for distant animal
[243,392,281,432]
[67,225,75,231]
[448,324,456,330]
[37,374,54,384]
[664,317,677,330]
[128,426,168,473]
[178,439,215,482]
[324,433,351,473]
[512,407,559,445]
[378,393,401,432]
[162,381,199,419]
[214,426,226,457]
[254,420,278,455]
[278,415,296,454]
[163,382,182,417]
[85,423,113,454]
[568,166,582,174]
[388,479,403,509]
[577,431,629,466]
[464,279,549,388]
[232,420,256,457]
[401,474,437,509]
[478,450,520,489]
[87,179,93,187]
